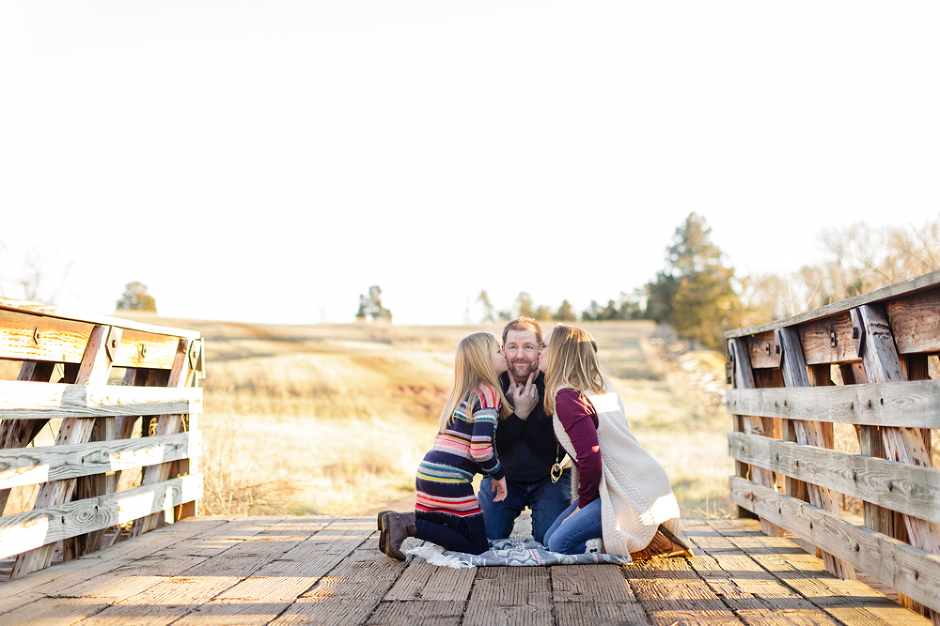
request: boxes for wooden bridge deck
[0,515,930,626]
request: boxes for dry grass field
[6,315,736,520]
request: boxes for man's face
[504,329,540,383]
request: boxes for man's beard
[509,360,535,379]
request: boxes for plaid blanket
[405,538,631,568]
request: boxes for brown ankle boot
[377,510,396,553]
[384,512,417,561]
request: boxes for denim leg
[542,500,577,550]
[526,470,573,545]
[477,476,525,540]
[544,498,603,555]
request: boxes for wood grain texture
[0,473,202,559]
[799,312,860,365]
[2,516,934,626]
[888,287,940,355]
[0,430,199,490]
[728,432,940,525]
[730,476,940,613]
[0,380,202,420]
[776,325,853,579]
[726,379,940,427]
[0,296,200,340]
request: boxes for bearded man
[477,317,573,545]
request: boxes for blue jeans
[543,498,603,554]
[477,470,572,544]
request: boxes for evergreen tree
[553,299,577,322]
[116,281,157,312]
[665,213,743,348]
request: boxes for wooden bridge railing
[725,269,940,622]
[0,297,204,579]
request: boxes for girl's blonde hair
[438,332,512,431]
[543,324,607,416]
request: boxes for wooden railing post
[130,338,195,537]
[775,326,853,579]
[853,303,940,623]
[728,338,783,533]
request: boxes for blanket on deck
[405,538,631,569]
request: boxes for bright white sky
[1,1,938,325]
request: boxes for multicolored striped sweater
[415,383,505,517]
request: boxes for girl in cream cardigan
[540,324,692,560]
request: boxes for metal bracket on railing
[105,326,120,362]
[849,308,866,359]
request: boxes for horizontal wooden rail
[0,380,202,419]
[728,432,940,525]
[731,476,940,613]
[0,431,200,490]
[726,380,940,428]
[0,473,202,560]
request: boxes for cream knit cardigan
[552,386,681,558]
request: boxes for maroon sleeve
[555,389,601,509]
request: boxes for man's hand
[508,373,538,419]
[492,477,508,502]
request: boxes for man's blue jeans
[477,470,572,545]
[542,498,603,554]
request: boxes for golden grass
[4,314,736,519]
[107,316,735,518]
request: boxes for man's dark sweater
[495,371,559,484]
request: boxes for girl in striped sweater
[379,332,510,559]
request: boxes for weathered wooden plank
[384,549,475,602]
[726,380,940,428]
[0,297,201,340]
[0,595,110,626]
[855,303,940,623]
[0,474,202,560]
[707,519,932,626]
[888,287,940,356]
[0,431,199,491]
[112,330,185,370]
[776,326,853,579]
[799,312,859,365]
[726,270,940,339]
[730,338,785,535]
[746,332,779,369]
[0,308,197,371]
[730,476,940,613]
[729,432,940,525]
[0,518,234,615]
[464,567,552,626]
[0,309,94,364]
[78,573,237,625]
[367,601,466,626]
[553,602,651,626]
[0,361,56,516]
[130,338,195,536]
[0,380,202,420]
[265,528,401,626]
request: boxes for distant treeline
[483,213,940,350]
